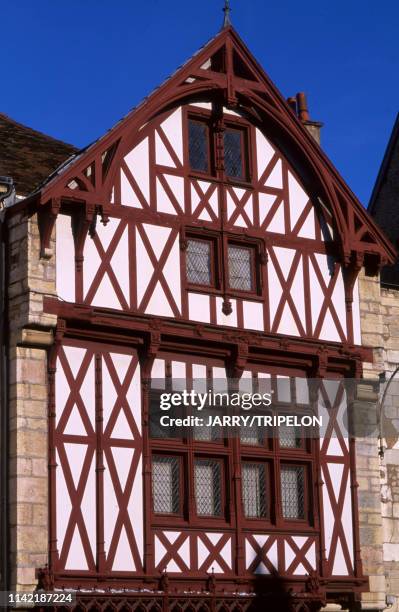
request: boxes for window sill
[187,172,255,191]
[186,286,264,302]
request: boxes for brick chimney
[287,92,323,145]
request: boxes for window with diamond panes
[194,459,222,516]
[193,419,221,441]
[279,422,302,449]
[228,244,254,291]
[280,465,305,519]
[242,462,268,518]
[240,424,263,446]
[189,119,210,173]
[152,455,181,514]
[224,128,245,179]
[186,238,213,286]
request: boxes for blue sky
[3,0,399,205]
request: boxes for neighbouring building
[0,15,397,612]
[359,112,399,612]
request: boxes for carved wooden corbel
[222,297,233,316]
[72,202,96,273]
[343,251,364,311]
[314,346,328,378]
[38,197,60,258]
[230,341,249,378]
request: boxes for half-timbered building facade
[0,18,397,612]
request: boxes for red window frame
[223,123,250,182]
[151,453,185,518]
[241,459,271,522]
[184,230,221,292]
[187,115,214,177]
[193,456,226,518]
[184,106,252,186]
[226,241,259,295]
[279,461,310,523]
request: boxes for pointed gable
[34,26,394,272]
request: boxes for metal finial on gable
[222,0,232,28]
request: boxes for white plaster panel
[110,411,133,440]
[142,224,171,259]
[162,235,181,312]
[145,283,174,317]
[278,304,300,336]
[332,540,348,575]
[124,137,150,204]
[65,527,88,570]
[63,346,86,379]
[243,300,264,331]
[110,226,130,305]
[127,362,142,428]
[102,357,118,429]
[78,358,95,427]
[256,128,275,180]
[91,275,123,310]
[265,159,283,189]
[322,466,334,557]
[112,526,136,571]
[112,446,134,491]
[157,177,177,214]
[121,168,141,208]
[56,215,75,302]
[80,456,96,559]
[298,207,316,239]
[178,537,191,567]
[56,449,72,550]
[267,254,283,324]
[104,453,119,555]
[159,108,183,163]
[136,229,153,306]
[288,171,309,230]
[129,455,144,563]
[342,477,354,566]
[64,443,87,489]
[63,404,87,436]
[155,131,176,167]
[188,293,211,323]
[55,361,70,427]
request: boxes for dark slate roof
[368,113,399,287]
[0,113,77,196]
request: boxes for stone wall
[7,210,55,590]
[358,269,399,612]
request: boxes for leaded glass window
[240,424,263,446]
[194,459,222,516]
[152,455,180,514]
[242,462,268,518]
[281,465,305,519]
[279,423,302,449]
[189,119,209,173]
[186,239,212,286]
[228,245,253,291]
[224,128,244,179]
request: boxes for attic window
[224,127,247,179]
[188,119,210,173]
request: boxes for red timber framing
[15,22,394,612]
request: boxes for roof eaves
[38,31,221,193]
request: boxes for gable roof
[369,113,399,217]
[0,113,77,196]
[368,114,399,285]
[22,25,396,269]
